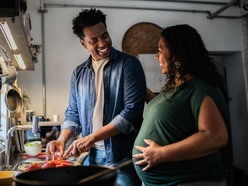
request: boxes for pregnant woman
[133,24,230,186]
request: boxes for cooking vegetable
[41,158,71,169]
[42,161,56,169]
[27,163,42,171]
[49,159,72,167]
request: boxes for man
[46,8,146,186]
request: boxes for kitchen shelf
[26,122,62,127]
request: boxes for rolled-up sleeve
[111,115,134,134]
[111,56,146,134]
[62,120,82,137]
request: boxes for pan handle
[76,152,89,164]
[113,159,133,170]
[78,159,133,184]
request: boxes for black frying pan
[14,159,133,186]
[14,165,117,186]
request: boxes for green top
[133,78,229,186]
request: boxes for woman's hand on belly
[133,139,163,171]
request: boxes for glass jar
[26,110,34,122]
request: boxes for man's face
[80,22,112,61]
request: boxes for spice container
[26,110,34,122]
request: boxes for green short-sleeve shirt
[133,77,229,186]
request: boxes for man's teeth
[99,48,107,52]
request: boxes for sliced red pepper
[42,161,56,169]
[27,163,42,171]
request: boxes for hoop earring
[175,61,182,69]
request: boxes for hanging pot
[5,87,23,113]
[1,64,23,113]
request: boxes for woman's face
[155,37,170,74]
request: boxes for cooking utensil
[1,65,17,86]
[4,78,23,114]
[14,165,117,186]
[0,62,23,114]
[5,87,23,113]
[13,159,133,186]
[79,159,133,184]
[76,152,88,164]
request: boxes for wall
[20,0,244,119]
[224,52,248,175]
[16,0,248,173]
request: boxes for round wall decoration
[122,22,163,57]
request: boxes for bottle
[26,110,34,122]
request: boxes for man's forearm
[57,129,75,143]
[90,123,122,142]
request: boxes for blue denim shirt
[62,48,146,163]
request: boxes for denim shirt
[62,48,146,163]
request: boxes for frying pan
[14,165,117,186]
[14,159,133,186]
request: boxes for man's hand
[46,140,65,160]
[63,134,95,158]
[45,129,74,160]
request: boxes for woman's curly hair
[161,24,228,102]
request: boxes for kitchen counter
[0,151,45,186]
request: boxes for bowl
[24,141,42,157]
[0,171,15,186]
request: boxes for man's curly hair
[72,8,107,39]
[161,24,228,102]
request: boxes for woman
[132,24,230,186]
